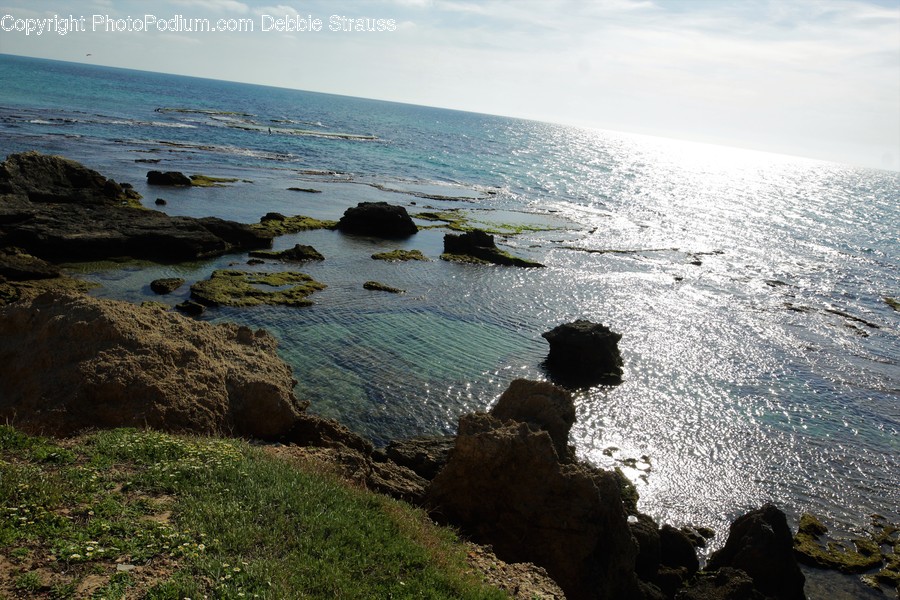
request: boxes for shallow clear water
[2,55,898,582]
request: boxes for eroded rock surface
[0,291,306,439]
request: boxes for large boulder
[337,202,418,238]
[147,170,192,186]
[542,320,624,385]
[706,504,806,600]
[0,291,306,439]
[427,407,642,600]
[489,378,576,461]
[0,152,272,262]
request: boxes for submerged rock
[248,244,324,262]
[793,513,884,573]
[0,291,306,439]
[252,212,337,236]
[371,249,429,262]
[542,319,623,385]
[0,153,272,262]
[441,229,544,267]
[706,504,806,600]
[363,280,404,294]
[190,270,326,307]
[337,202,418,238]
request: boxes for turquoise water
[2,54,897,573]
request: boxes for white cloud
[169,0,249,13]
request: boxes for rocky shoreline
[1,152,897,599]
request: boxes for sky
[1,0,898,171]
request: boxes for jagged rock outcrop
[542,320,624,384]
[382,435,455,480]
[705,504,806,600]
[0,291,306,439]
[427,379,643,600]
[441,229,544,267]
[490,378,576,461]
[0,152,272,262]
[337,202,418,238]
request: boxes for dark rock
[0,153,273,263]
[337,201,418,238]
[442,229,544,267]
[367,459,429,505]
[285,412,374,455]
[0,247,60,280]
[681,525,715,549]
[660,524,700,575]
[631,514,662,582]
[676,567,766,600]
[155,198,167,205]
[489,379,575,461]
[287,187,321,193]
[150,277,185,295]
[384,435,455,480]
[249,244,324,262]
[147,170,192,186]
[427,407,642,600]
[542,319,623,384]
[246,259,264,266]
[363,280,404,293]
[707,504,806,600]
[0,151,139,205]
[175,300,205,316]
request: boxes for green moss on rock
[793,513,885,573]
[885,297,900,311]
[189,174,240,187]
[440,253,492,265]
[190,270,326,307]
[371,249,429,262]
[252,213,338,236]
[249,244,324,262]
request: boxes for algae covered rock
[252,212,337,236]
[793,512,884,573]
[371,249,429,262]
[249,244,324,262]
[190,270,326,307]
[441,229,544,267]
[363,281,404,294]
[0,291,306,439]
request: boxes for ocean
[1,53,897,590]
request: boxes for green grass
[0,426,507,599]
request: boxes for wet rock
[384,435,455,480]
[155,198,167,205]
[253,213,337,236]
[441,229,544,267]
[150,277,185,295]
[363,281,404,293]
[190,270,326,307]
[542,319,623,385]
[793,513,884,573]
[0,291,306,439]
[371,249,429,262]
[249,244,324,262]
[427,406,642,600]
[707,504,806,600]
[489,379,576,461]
[337,202,418,238]
[175,300,205,316]
[147,170,191,186]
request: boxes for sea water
[1,54,897,588]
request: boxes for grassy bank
[0,426,507,599]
